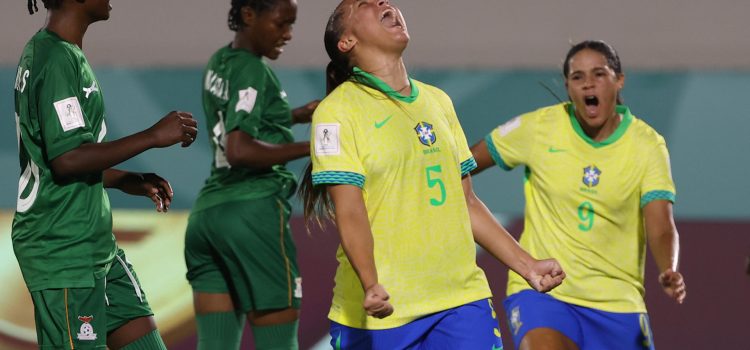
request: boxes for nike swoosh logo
[548,147,566,153]
[374,115,393,128]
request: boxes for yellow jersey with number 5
[486,102,675,313]
[311,69,491,329]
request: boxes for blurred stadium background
[1,1,749,349]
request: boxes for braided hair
[28,0,84,14]
[227,0,281,31]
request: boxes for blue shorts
[330,299,504,350]
[503,290,655,350]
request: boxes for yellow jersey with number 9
[311,69,491,329]
[486,102,675,313]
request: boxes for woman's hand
[524,258,566,293]
[658,268,686,304]
[363,283,394,319]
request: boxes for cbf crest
[582,165,602,187]
[414,122,436,146]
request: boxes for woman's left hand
[525,258,566,293]
[118,172,174,213]
[658,268,686,304]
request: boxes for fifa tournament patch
[294,277,302,298]
[76,316,97,340]
[53,97,85,131]
[315,123,340,156]
[498,116,521,137]
[235,87,258,113]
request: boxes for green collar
[352,67,419,103]
[567,103,633,148]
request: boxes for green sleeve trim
[484,133,512,171]
[640,190,676,208]
[460,157,478,177]
[312,171,365,188]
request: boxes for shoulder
[509,103,568,127]
[314,82,358,120]
[30,34,77,69]
[628,112,667,148]
[414,80,451,101]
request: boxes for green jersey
[12,30,116,292]
[193,45,296,212]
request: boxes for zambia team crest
[414,122,436,146]
[582,165,602,187]
[77,316,97,341]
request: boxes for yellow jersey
[311,69,491,329]
[486,102,675,313]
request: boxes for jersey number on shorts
[577,201,595,231]
[425,165,446,206]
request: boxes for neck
[354,49,410,95]
[232,30,259,56]
[575,108,622,142]
[46,9,90,48]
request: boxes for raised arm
[50,111,197,177]
[462,175,565,292]
[327,184,393,319]
[643,200,686,304]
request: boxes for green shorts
[30,249,154,349]
[185,195,301,312]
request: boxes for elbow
[225,147,243,168]
[50,154,79,178]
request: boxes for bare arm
[291,100,320,124]
[469,139,495,176]
[462,175,565,292]
[644,200,686,303]
[50,111,197,178]
[327,184,393,318]
[225,130,309,169]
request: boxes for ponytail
[326,61,353,95]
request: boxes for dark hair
[228,0,282,31]
[563,40,624,104]
[298,6,350,230]
[324,5,353,94]
[28,0,82,14]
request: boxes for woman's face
[338,0,409,55]
[565,48,624,129]
[244,0,297,60]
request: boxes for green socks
[252,320,299,350]
[196,311,246,350]
[120,329,166,350]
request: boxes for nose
[377,0,390,7]
[583,75,595,89]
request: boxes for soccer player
[471,40,687,350]
[14,0,198,349]
[183,0,318,349]
[298,1,565,348]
